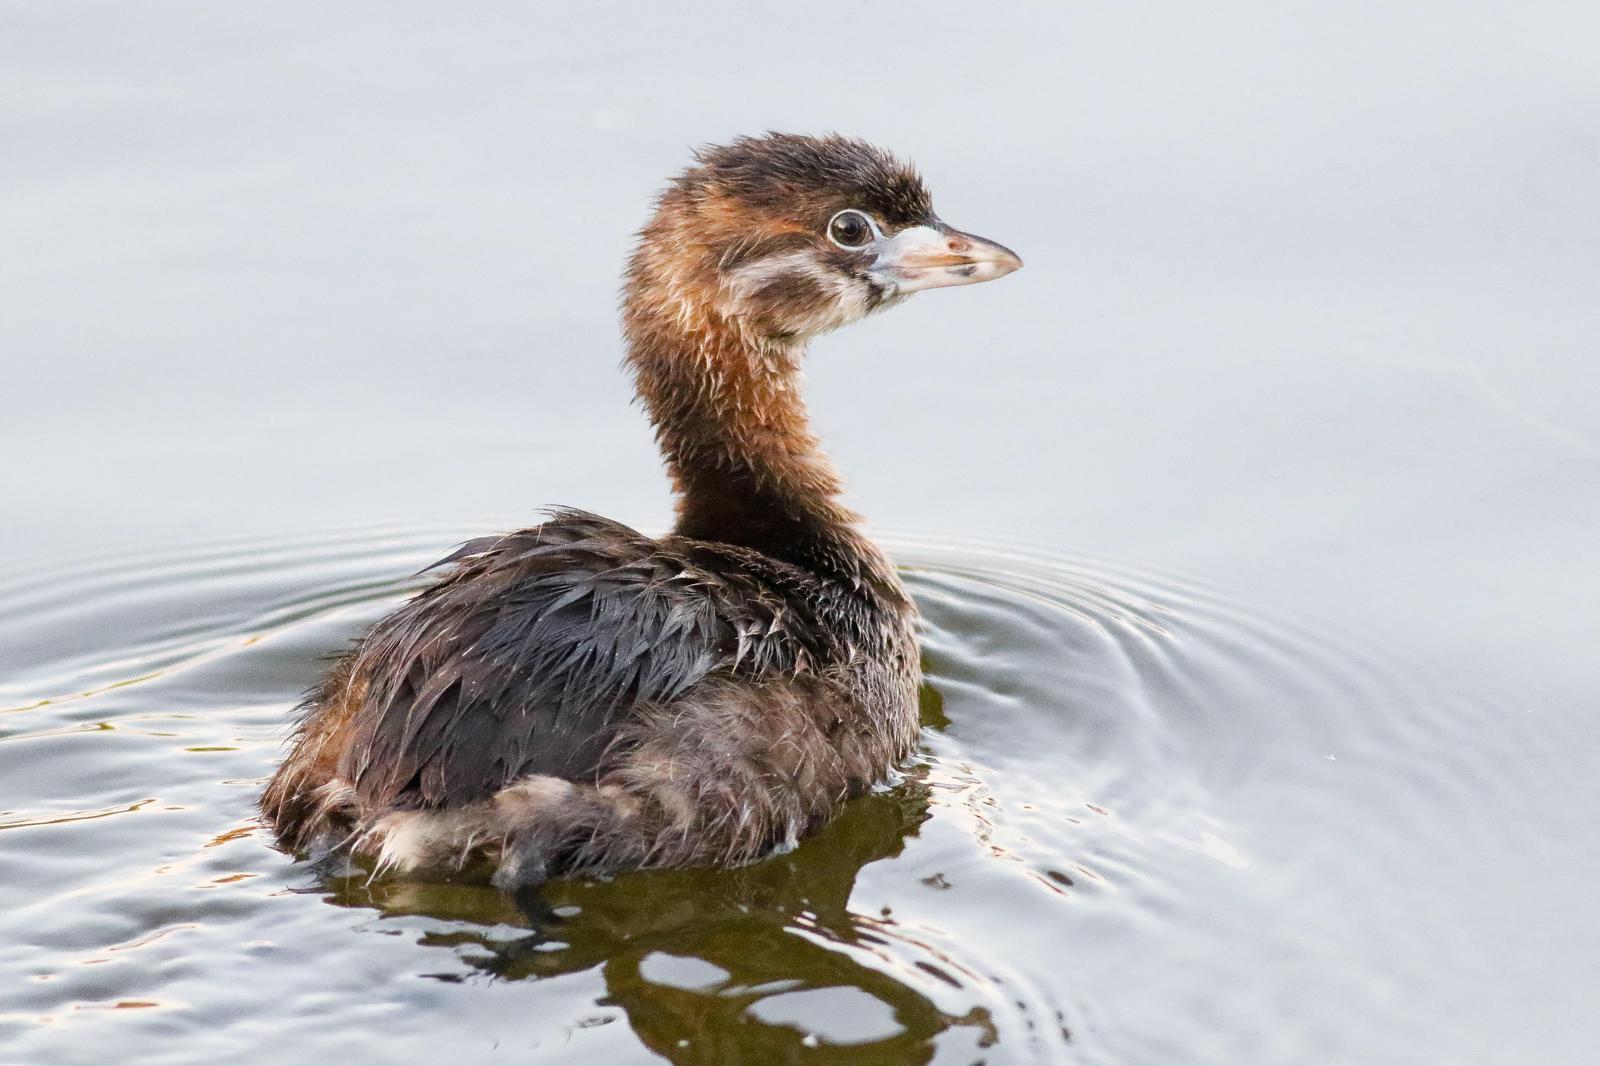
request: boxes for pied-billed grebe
[261,133,1021,889]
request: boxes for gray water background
[3,3,1598,1063]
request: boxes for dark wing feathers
[339,510,818,809]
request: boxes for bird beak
[871,222,1024,293]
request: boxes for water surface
[2,529,1594,1063]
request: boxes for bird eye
[827,210,875,249]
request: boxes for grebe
[261,133,1021,889]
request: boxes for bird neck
[623,296,866,575]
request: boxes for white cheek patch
[722,251,871,334]
[724,251,820,303]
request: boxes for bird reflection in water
[315,686,997,1061]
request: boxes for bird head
[626,133,1022,343]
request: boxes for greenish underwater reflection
[314,685,994,1062]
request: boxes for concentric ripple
[0,525,1587,1064]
